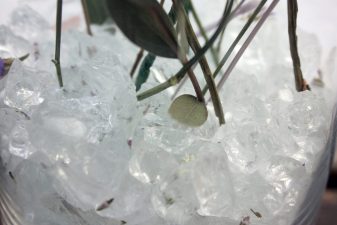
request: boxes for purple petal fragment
[0,59,5,78]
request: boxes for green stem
[215,0,246,55]
[189,0,219,65]
[202,0,267,95]
[137,0,234,101]
[52,0,64,88]
[81,0,93,36]
[176,0,224,124]
[137,76,179,101]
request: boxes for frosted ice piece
[151,166,199,224]
[0,25,32,58]
[298,31,322,81]
[9,122,35,159]
[137,109,218,154]
[5,152,119,225]
[287,92,328,137]
[129,141,179,184]
[27,97,116,155]
[215,128,258,173]
[50,139,130,211]
[278,89,294,103]
[192,143,234,217]
[25,97,131,210]
[60,53,139,137]
[258,156,307,215]
[96,174,151,219]
[0,108,32,171]
[185,214,237,225]
[9,6,50,40]
[4,60,53,112]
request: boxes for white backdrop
[0,0,336,57]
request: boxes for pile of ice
[0,5,335,225]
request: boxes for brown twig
[81,0,93,36]
[287,0,309,92]
[130,49,144,77]
[180,56,205,102]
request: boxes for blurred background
[0,0,336,224]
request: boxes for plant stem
[175,0,224,124]
[287,0,309,91]
[81,0,93,36]
[52,0,64,88]
[203,0,267,95]
[181,56,205,102]
[130,49,144,77]
[137,0,234,101]
[215,0,246,55]
[189,0,219,65]
[215,0,280,95]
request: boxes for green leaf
[135,53,156,91]
[169,94,208,127]
[107,0,179,58]
[85,0,109,24]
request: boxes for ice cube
[191,143,234,217]
[4,60,53,113]
[129,141,179,184]
[9,6,51,41]
[151,165,199,224]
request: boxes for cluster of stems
[54,0,307,125]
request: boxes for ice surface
[0,5,335,225]
[129,141,179,184]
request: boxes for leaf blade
[107,0,178,58]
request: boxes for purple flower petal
[0,59,5,78]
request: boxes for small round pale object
[168,94,208,127]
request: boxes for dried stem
[81,0,93,36]
[130,49,144,77]
[287,0,309,91]
[215,0,280,95]
[52,0,64,88]
[180,56,205,102]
